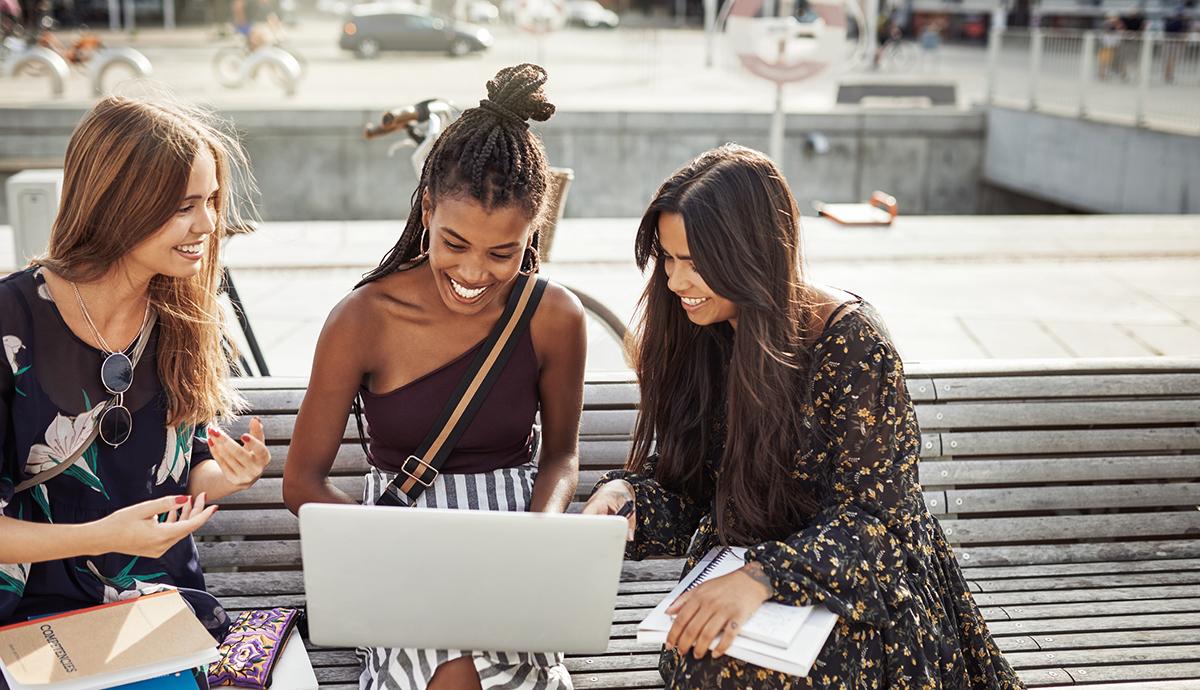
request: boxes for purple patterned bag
[206,608,300,689]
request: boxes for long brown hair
[630,144,823,544]
[357,63,555,287]
[39,96,254,426]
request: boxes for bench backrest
[204,360,1200,572]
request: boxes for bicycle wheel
[212,46,246,88]
[276,42,306,78]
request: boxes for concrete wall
[984,107,1200,215]
[0,107,986,223]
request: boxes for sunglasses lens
[100,405,132,447]
[101,352,133,395]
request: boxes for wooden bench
[207,359,1200,689]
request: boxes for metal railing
[987,28,1200,134]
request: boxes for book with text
[0,590,219,690]
[638,546,839,677]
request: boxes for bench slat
[1033,628,1200,651]
[932,374,1200,401]
[976,584,1200,606]
[956,540,1200,567]
[964,558,1200,579]
[1000,599,1200,620]
[937,428,1200,457]
[920,455,1200,487]
[942,512,1200,545]
[987,611,1200,635]
[944,483,1200,514]
[918,400,1200,430]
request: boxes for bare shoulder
[811,284,862,331]
[319,270,420,340]
[529,280,586,367]
[532,280,585,330]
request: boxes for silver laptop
[298,504,628,653]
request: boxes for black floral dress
[596,301,1024,690]
[0,267,230,640]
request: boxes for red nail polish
[207,437,215,446]
[175,496,189,504]
[241,434,251,442]
[209,428,221,438]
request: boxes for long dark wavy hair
[357,63,555,287]
[630,144,825,545]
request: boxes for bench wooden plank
[974,571,1200,595]
[1062,662,1200,684]
[1000,598,1200,620]
[919,456,1200,487]
[1032,628,1200,650]
[938,428,1200,456]
[1007,645,1200,669]
[931,374,1200,400]
[975,585,1200,606]
[197,537,1200,571]
[944,483,1200,514]
[917,400,1200,430]
[1042,681,1200,690]
[955,540,1200,567]
[987,611,1200,635]
[941,512,1200,545]
[963,558,1200,580]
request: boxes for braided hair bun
[479,63,556,126]
[357,64,556,287]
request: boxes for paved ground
[1,17,1197,131]
[8,214,1195,377]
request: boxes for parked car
[565,0,617,28]
[340,8,493,57]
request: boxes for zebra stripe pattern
[357,463,573,690]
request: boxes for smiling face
[657,211,739,328]
[122,148,219,284]
[422,190,533,316]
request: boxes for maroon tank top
[360,328,539,475]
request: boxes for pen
[615,500,634,517]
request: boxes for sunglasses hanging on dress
[73,282,149,448]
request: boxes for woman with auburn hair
[583,144,1023,689]
[0,96,270,640]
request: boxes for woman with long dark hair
[283,64,585,690]
[583,144,1022,689]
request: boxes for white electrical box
[6,169,64,266]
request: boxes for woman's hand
[93,494,217,558]
[581,479,635,541]
[207,417,270,490]
[665,563,774,659]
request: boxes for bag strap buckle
[401,455,438,488]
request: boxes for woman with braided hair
[283,64,584,690]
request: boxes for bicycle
[212,28,306,89]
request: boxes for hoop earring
[519,244,540,275]
[413,226,430,262]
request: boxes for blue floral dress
[0,267,230,640]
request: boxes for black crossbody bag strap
[371,273,547,506]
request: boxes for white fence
[987,28,1200,134]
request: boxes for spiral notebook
[637,546,839,677]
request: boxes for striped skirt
[357,463,574,690]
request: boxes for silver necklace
[71,281,150,355]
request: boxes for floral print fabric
[0,267,229,639]
[596,302,1024,689]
